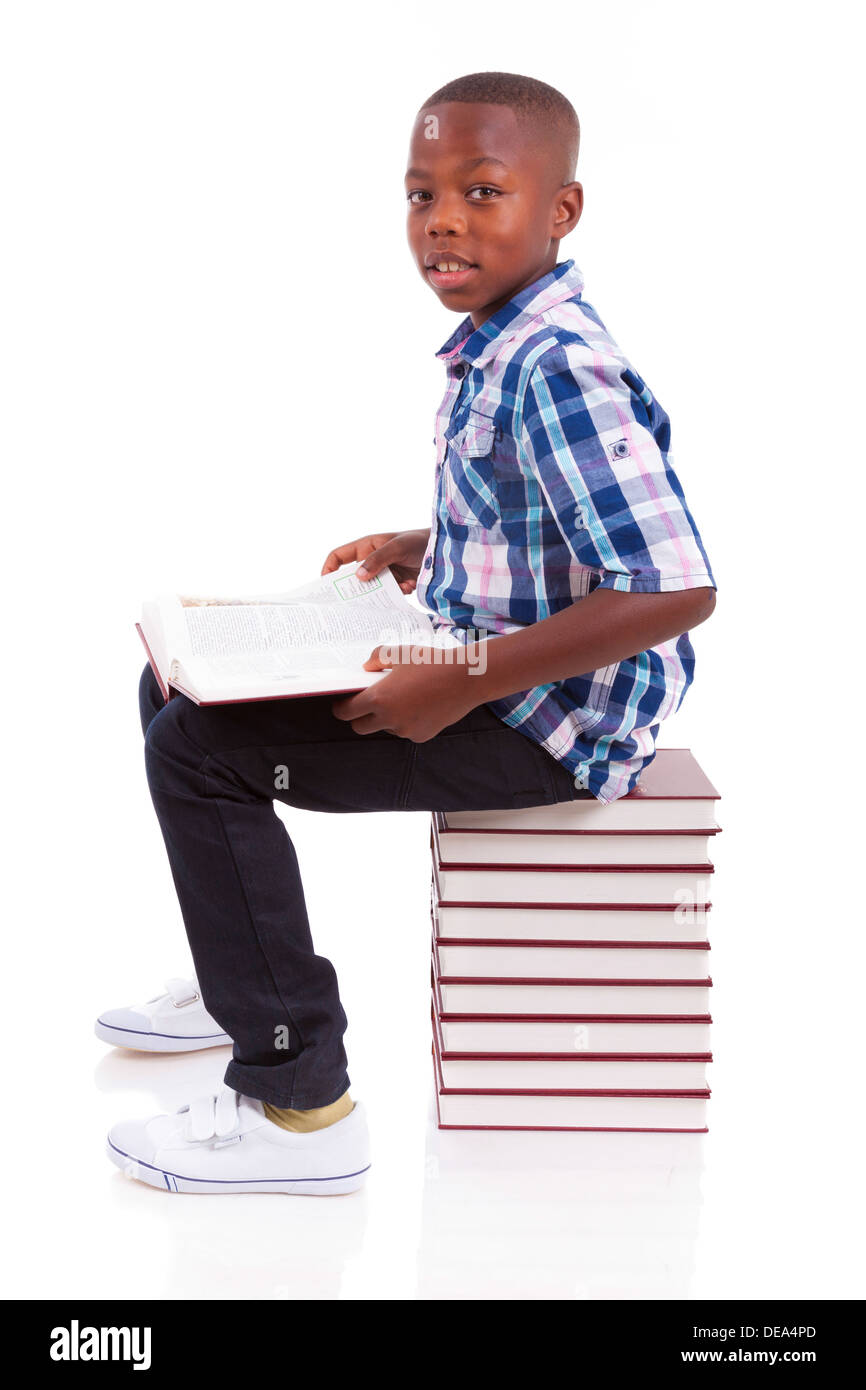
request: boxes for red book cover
[430,998,713,1064]
[430,955,713,1025]
[432,816,715,875]
[429,850,713,918]
[430,1034,709,1133]
[431,937,712,989]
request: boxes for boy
[101,72,716,1195]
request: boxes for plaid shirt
[414,259,717,805]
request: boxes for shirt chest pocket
[442,413,501,530]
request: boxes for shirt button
[454,364,465,378]
[424,557,432,569]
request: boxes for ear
[551,182,583,241]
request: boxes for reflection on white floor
[418,1094,704,1301]
[95,1045,241,1115]
[93,1048,703,1300]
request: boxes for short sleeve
[520,346,716,594]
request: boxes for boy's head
[406,71,583,328]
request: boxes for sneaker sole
[106,1139,370,1195]
[94,1020,232,1052]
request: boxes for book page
[175,562,457,661]
[138,561,468,700]
[176,642,384,697]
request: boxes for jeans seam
[398,741,418,809]
[542,748,578,803]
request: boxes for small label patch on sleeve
[606,438,630,462]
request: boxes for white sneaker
[107,1086,371,1195]
[94,977,231,1052]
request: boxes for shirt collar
[435,259,585,370]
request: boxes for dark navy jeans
[139,663,592,1108]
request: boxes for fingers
[331,664,382,719]
[350,713,392,736]
[356,535,407,581]
[320,541,359,575]
[355,550,383,580]
[321,531,424,582]
[361,645,391,672]
[357,548,402,581]
[321,535,391,577]
[330,693,360,720]
[331,698,388,735]
[332,656,393,728]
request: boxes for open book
[137,561,464,705]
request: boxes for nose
[424,191,468,239]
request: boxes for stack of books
[430,748,720,1133]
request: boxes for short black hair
[419,71,580,183]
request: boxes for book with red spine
[431,1027,710,1133]
[428,748,720,1131]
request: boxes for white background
[2,0,863,1300]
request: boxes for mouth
[425,254,478,289]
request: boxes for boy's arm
[343,585,715,743]
[464,585,715,704]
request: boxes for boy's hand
[320,529,431,594]
[331,645,477,742]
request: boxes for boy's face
[405,102,582,329]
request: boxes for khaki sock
[263,1089,354,1134]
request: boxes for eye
[406,190,431,205]
[467,185,500,200]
